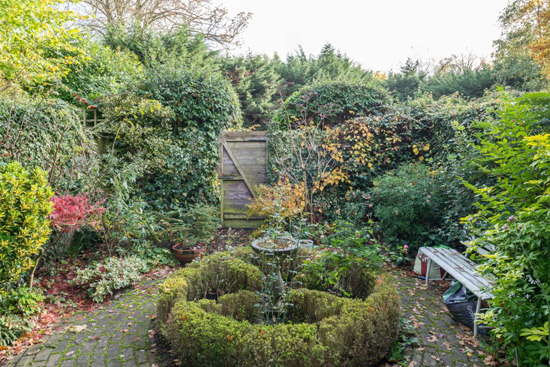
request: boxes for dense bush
[142,67,241,137]
[464,92,550,365]
[0,96,99,194]
[158,250,399,367]
[274,82,388,129]
[373,163,446,253]
[103,24,217,71]
[0,161,53,293]
[60,37,144,103]
[269,92,492,224]
[157,251,263,323]
[221,54,281,127]
[72,256,150,302]
[421,68,496,99]
[273,43,377,99]
[385,58,427,101]
[298,220,382,297]
[97,67,241,210]
[0,286,44,346]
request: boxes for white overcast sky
[223,0,511,72]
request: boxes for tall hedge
[0,96,98,194]
[99,67,242,210]
[273,82,388,129]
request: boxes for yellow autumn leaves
[412,143,430,161]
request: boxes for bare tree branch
[71,0,251,48]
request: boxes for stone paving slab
[8,270,491,367]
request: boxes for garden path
[9,276,162,367]
[8,269,493,367]
[395,271,495,367]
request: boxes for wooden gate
[218,131,267,228]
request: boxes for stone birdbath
[250,236,298,322]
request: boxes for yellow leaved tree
[0,0,83,91]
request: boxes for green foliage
[221,54,281,127]
[181,204,220,244]
[120,66,241,208]
[0,0,84,89]
[0,314,31,347]
[95,64,241,213]
[96,155,162,252]
[493,1,549,91]
[421,67,496,99]
[0,161,53,293]
[61,37,144,102]
[385,58,427,100]
[123,244,178,268]
[387,318,419,362]
[103,24,217,70]
[2,286,43,319]
[274,43,377,99]
[373,163,446,253]
[0,96,99,194]
[0,285,45,345]
[157,252,263,323]
[158,250,400,367]
[142,66,241,134]
[217,290,260,322]
[274,82,388,129]
[0,285,45,346]
[386,58,498,101]
[72,256,149,302]
[464,92,550,365]
[298,220,382,298]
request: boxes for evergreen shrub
[158,250,399,367]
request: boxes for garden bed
[157,248,400,367]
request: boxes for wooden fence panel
[219,131,267,228]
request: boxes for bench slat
[432,250,494,293]
[420,247,493,299]
[427,248,493,288]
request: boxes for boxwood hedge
[157,249,400,367]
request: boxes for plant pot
[171,242,206,265]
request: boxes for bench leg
[425,258,432,288]
[474,297,481,337]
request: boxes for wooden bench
[419,245,495,337]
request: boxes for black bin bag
[443,281,488,334]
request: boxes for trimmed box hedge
[157,249,400,367]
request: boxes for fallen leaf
[67,325,87,333]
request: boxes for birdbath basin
[251,236,298,256]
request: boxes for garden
[1,0,550,366]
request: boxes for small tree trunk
[29,249,45,289]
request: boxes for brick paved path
[9,271,491,367]
[9,278,161,367]
[396,273,490,367]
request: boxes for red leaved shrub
[49,195,105,232]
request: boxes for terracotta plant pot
[171,242,207,265]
